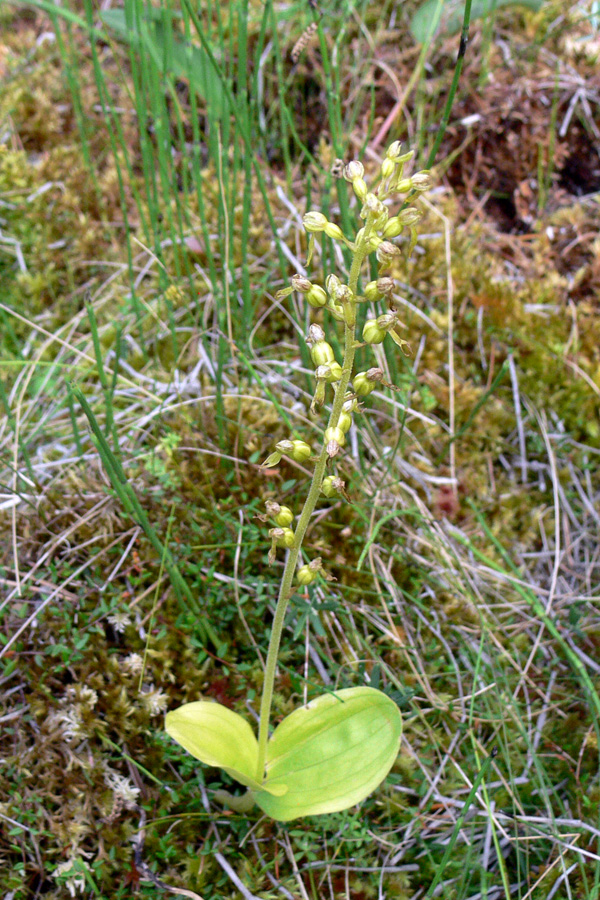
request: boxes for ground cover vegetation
[1,0,599,896]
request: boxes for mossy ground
[1,1,600,897]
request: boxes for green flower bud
[316,363,343,383]
[306,285,328,307]
[382,217,404,239]
[276,439,312,462]
[338,411,353,433]
[410,171,433,191]
[297,557,324,584]
[289,440,312,462]
[353,368,383,396]
[324,222,345,241]
[395,178,412,193]
[303,211,328,233]
[324,426,346,446]
[364,281,382,302]
[297,564,317,585]
[362,319,387,344]
[380,157,396,180]
[268,527,295,562]
[265,501,294,527]
[352,178,368,201]
[311,341,336,367]
[322,475,345,498]
[386,140,403,161]
[276,527,296,548]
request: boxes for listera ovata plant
[166,142,431,822]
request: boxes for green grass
[1,0,600,897]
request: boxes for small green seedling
[166,143,431,821]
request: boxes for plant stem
[255,233,372,782]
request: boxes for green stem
[255,234,371,781]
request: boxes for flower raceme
[166,143,430,821]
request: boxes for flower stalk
[254,149,423,779]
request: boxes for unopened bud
[376,241,401,265]
[297,564,317,585]
[268,528,289,564]
[377,276,395,295]
[322,475,345,498]
[410,171,433,191]
[364,281,382,302]
[303,211,328,233]
[397,208,422,226]
[344,160,364,181]
[289,440,312,462]
[316,362,342,383]
[306,285,328,307]
[326,274,341,295]
[386,140,403,160]
[276,439,312,463]
[324,426,346,446]
[292,274,312,293]
[278,527,296,548]
[395,178,412,193]
[324,221,345,241]
[352,178,368,201]
[382,217,404,239]
[353,368,384,396]
[311,341,336,367]
[307,323,326,344]
[275,507,294,527]
[265,501,294,527]
[380,157,396,180]
[338,411,353,433]
[362,319,387,344]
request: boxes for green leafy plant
[165,143,432,822]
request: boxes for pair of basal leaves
[166,686,402,821]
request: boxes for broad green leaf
[410,0,544,44]
[254,687,402,821]
[165,701,263,791]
